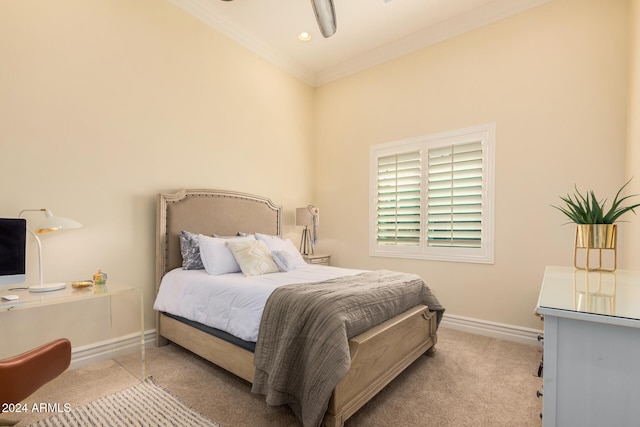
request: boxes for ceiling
[169,0,549,86]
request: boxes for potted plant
[553,178,640,271]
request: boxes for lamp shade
[296,207,314,227]
[35,210,82,234]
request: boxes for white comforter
[153,265,364,342]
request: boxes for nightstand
[302,253,331,266]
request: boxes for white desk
[0,283,145,379]
[537,266,640,427]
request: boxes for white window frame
[369,123,495,264]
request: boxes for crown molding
[169,0,550,88]
[168,0,317,84]
[314,0,551,86]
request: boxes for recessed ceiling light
[298,32,312,42]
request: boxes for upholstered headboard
[155,189,282,291]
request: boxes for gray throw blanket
[251,270,444,427]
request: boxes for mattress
[153,265,364,343]
[162,312,257,352]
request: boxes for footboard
[323,305,437,427]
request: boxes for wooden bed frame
[155,189,438,427]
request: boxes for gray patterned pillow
[272,250,298,272]
[179,230,204,270]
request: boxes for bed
[154,188,443,427]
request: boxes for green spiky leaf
[552,178,640,224]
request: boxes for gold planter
[574,224,617,271]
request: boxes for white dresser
[536,266,640,427]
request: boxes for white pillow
[255,233,306,270]
[199,235,255,275]
[253,233,280,247]
[226,239,280,276]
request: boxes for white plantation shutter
[427,141,483,248]
[376,151,421,246]
[370,124,494,264]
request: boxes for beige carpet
[11,327,543,427]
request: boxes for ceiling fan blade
[310,0,337,38]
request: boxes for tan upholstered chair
[0,339,71,426]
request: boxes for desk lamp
[19,209,82,292]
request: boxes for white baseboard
[440,314,543,346]
[69,316,541,369]
[70,329,156,369]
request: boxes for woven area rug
[28,377,220,427]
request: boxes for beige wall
[625,0,640,269]
[314,0,631,330]
[0,0,315,343]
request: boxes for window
[370,124,495,264]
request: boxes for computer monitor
[0,218,27,286]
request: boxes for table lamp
[296,205,319,255]
[19,209,82,292]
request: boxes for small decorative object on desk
[93,270,107,285]
[71,280,94,288]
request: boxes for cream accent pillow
[226,239,280,276]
